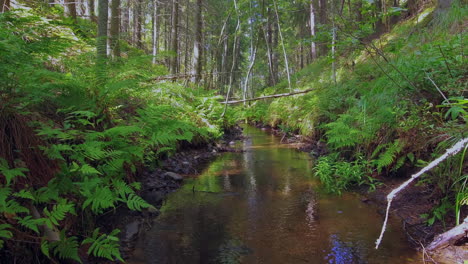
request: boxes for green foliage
[0,158,28,185]
[0,8,231,262]
[0,224,13,249]
[314,155,377,194]
[371,139,405,173]
[82,228,124,262]
[50,233,81,263]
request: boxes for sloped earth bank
[127,126,420,264]
[97,126,244,262]
[257,124,467,263]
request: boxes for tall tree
[310,0,317,60]
[152,0,159,64]
[0,0,10,12]
[191,0,203,83]
[170,0,179,75]
[97,0,109,61]
[273,0,292,91]
[110,0,121,58]
[88,0,97,22]
[65,0,78,20]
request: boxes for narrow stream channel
[131,126,418,264]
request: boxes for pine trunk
[97,0,109,61]
[110,0,120,58]
[191,0,203,83]
[170,0,179,75]
[65,0,77,20]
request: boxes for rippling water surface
[131,126,418,264]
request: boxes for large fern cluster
[0,9,233,263]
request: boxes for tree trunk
[0,0,9,12]
[136,0,143,49]
[191,0,203,83]
[110,0,120,58]
[65,0,77,21]
[170,0,179,75]
[242,44,257,105]
[224,88,315,104]
[331,24,337,84]
[318,0,327,55]
[89,0,96,22]
[222,0,241,117]
[97,0,109,61]
[121,1,129,40]
[310,0,317,60]
[273,0,292,91]
[152,0,159,64]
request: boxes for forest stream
[129,126,419,264]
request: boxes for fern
[0,158,28,185]
[16,215,43,234]
[43,200,76,228]
[81,183,117,213]
[0,199,29,214]
[82,228,124,262]
[41,239,50,258]
[125,193,151,211]
[50,233,81,263]
[373,139,404,172]
[112,179,134,198]
[13,189,35,200]
[0,224,13,249]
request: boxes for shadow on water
[130,126,419,264]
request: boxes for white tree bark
[331,24,337,84]
[222,0,241,117]
[375,138,468,249]
[273,0,292,91]
[310,0,317,59]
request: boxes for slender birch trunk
[273,0,292,91]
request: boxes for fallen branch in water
[221,88,314,104]
[375,138,468,249]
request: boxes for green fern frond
[33,187,60,203]
[50,233,81,263]
[0,224,13,249]
[41,240,50,258]
[82,228,124,262]
[16,215,43,234]
[79,163,102,175]
[0,200,29,214]
[125,193,151,211]
[82,185,116,213]
[374,139,404,172]
[0,187,12,203]
[43,200,75,228]
[112,179,134,199]
[0,159,28,185]
[13,189,34,200]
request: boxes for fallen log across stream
[221,88,314,104]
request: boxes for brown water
[131,126,418,264]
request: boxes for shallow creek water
[130,126,418,264]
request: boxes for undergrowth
[238,1,467,222]
[0,9,234,263]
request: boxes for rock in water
[163,172,183,181]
